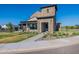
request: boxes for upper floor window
[47,9,49,13]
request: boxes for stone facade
[20,5,58,33]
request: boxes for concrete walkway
[0,33,79,53]
[0,32,47,53]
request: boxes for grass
[0,32,38,43]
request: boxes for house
[19,5,60,33]
[0,25,8,32]
[13,25,19,31]
[19,21,27,32]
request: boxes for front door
[41,22,48,32]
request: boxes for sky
[0,4,79,26]
[57,4,79,26]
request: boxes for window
[47,9,49,13]
[29,23,37,29]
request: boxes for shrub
[6,22,13,32]
[43,30,79,40]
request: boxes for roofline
[40,4,56,9]
[40,4,57,11]
[37,16,54,19]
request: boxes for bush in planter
[52,32,57,37]
[60,32,66,38]
[73,32,79,35]
[43,34,48,38]
[68,32,73,37]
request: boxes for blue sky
[0,4,79,26]
[57,4,79,26]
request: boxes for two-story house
[19,5,59,33]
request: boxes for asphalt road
[23,44,79,54]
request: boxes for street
[0,35,79,54]
[26,44,79,54]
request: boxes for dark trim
[40,5,57,11]
[41,5,57,9]
[20,21,28,24]
[37,16,54,19]
[28,21,37,22]
[55,5,57,11]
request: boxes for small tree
[0,25,2,29]
[65,26,69,29]
[6,22,13,32]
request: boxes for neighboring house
[0,25,1,29]
[13,25,19,31]
[19,21,27,32]
[1,25,8,32]
[56,23,62,31]
[0,25,19,32]
[19,5,61,33]
[1,25,8,29]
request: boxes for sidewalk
[0,34,79,53]
[0,32,47,53]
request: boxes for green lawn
[0,32,38,43]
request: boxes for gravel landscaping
[41,30,79,41]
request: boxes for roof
[28,17,37,21]
[26,5,57,22]
[41,4,57,9]
[40,5,57,11]
[19,21,27,24]
[30,11,40,18]
[1,25,8,29]
[20,21,27,23]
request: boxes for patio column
[26,23,29,32]
[48,18,54,33]
[37,20,42,33]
